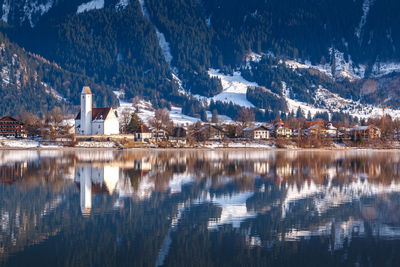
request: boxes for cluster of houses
[0,86,382,143]
[132,119,382,143]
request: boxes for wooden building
[0,116,27,138]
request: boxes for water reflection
[1,150,400,266]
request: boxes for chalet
[0,116,27,138]
[149,127,168,140]
[169,127,187,144]
[192,124,226,141]
[271,121,292,138]
[243,125,270,140]
[350,125,381,140]
[75,86,120,135]
[135,125,152,142]
[305,124,327,137]
[326,123,338,137]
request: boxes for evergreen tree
[126,112,142,133]
[296,107,304,118]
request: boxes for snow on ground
[138,0,175,72]
[285,48,400,80]
[115,0,129,10]
[206,111,233,123]
[75,141,115,148]
[284,82,400,120]
[42,82,66,102]
[355,0,373,40]
[77,0,104,14]
[113,91,201,126]
[285,49,366,81]
[282,82,329,119]
[0,137,64,148]
[195,69,256,108]
[315,86,400,119]
[204,141,274,149]
[169,106,200,125]
[246,52,263,64]
[371,62,400,78]
[0,137,39,148]
[1,0,10,23]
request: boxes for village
[0,86,397,149]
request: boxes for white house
[243,125,270,140]
[75,86,120,135]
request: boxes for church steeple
[81,86,92,135]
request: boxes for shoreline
[1,146,400,152]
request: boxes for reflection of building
[0,162,28,184]
[253,162,269,175]
[75,165,120,216]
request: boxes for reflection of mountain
[3,150,400,266]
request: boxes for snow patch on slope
[138,0,174,70]
[113,91,201,126]
[371,62,400,78]
[286,49,400,80]
[21,0,54,27]
[285,49,366,81]
[1,0,10,23]
[283,83,328,118]
[115,0,129,10]
[284,80,400,120]
[77,0,104,14]
[355,0,374,41]
[194,69,256,108]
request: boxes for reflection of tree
[4,150,400,266]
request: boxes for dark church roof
[75,108,112,121]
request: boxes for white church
[75,86,120,135]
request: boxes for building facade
[243,125,270,140]
[0,116,27,138]
[75,86,120,135]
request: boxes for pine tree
[296,107,304,118]
[126,112,142,133]
[307,111,312,121]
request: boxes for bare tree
[211,109,219,124]
[44,107,67,138]
[155,108,170,125]
[236,108,255,128]
[150,108,172,141]
[120,109,132,133]
[18,110,43,137]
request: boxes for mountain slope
[1,0,400,119]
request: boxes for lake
[1,149,400,266]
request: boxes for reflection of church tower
[79,166,92,216]
[76,165,120,216]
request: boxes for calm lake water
[1,149,400,266]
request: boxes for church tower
[81,86,92,135]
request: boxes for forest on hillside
[1,0,400,116]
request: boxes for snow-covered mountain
[2,0,400,119]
